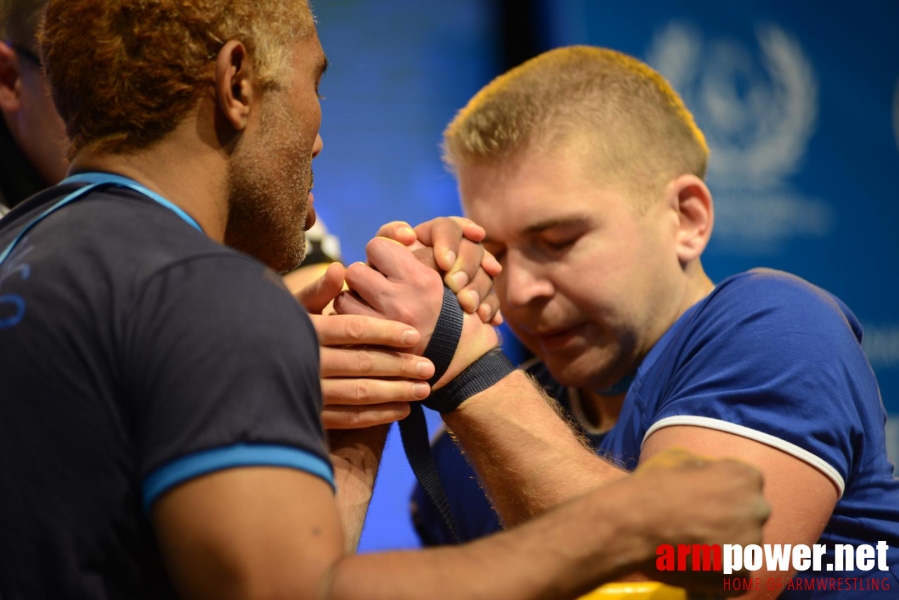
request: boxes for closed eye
[539,235,579,254]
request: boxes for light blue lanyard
[0,172,203,266]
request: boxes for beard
[224,96,313,274]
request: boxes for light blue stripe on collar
[64,172,203,233]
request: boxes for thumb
[295,262,346,314]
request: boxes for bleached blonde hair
[444,46,709,205]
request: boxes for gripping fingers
[456,267,495,315]
[321,378,431,406]
[311,313,421,349]
[477,293,502,325]
[412,217,482,270]
[320,347,435,379]
[321,403,412,429]
[445,237,484,294]
[480,250,502,277]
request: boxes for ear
[213,40,255,132]
[0,41,22,112]
[662,174,714,265]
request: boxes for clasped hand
[287,217,502,430]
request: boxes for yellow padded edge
[578,582,687,600]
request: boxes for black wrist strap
[423,287,464,386]
[423,348,515,413]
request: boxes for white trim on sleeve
[642,415,845,497]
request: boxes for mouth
[535,323,586,350]
[304,190,317,231]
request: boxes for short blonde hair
[41,0,314,158]
[444,46,709,203]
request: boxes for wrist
[423,348,515,413]
[432,320,499,389]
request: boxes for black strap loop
[399,287,514,544]
[399,286,465,543]
[424,287,464,386]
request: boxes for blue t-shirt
[413,269,899,597]
[0,183,333,599]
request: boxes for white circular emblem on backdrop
[646,22,832,254]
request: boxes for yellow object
[578,582,686,600]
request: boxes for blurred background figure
[0,0,68,215]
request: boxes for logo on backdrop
[646,22,832,255]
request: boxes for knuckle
[353,380,371,403]
[365,237,382,252]
[346,316,367,341]
[437,216,463,233]
[355,350,375,374]
[345,262,366,280]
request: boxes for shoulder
[0,184,236,286]
[70,186,231,270]
[131,250,316,358]
[690,269,864,350]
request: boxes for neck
[575,262,714,433]
[680,260,715,314]
[574,388,625,433]
[67,105,231,241]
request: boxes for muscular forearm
[327,425,391,552]
[325,477,654,600]
[443,370,628,526]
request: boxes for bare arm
[642,426,838,599]
[293,262,427,546]
[327,425,390,553]
[152,451,768,600]
[442,370,628,526]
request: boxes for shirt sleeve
[641,273,879,497]
[123,253,333,510]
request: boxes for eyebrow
[481,215,591,246]
[522,215,592,236]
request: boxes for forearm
[327,425,391,553]
[443,370,627,526]
[325,478,652,600]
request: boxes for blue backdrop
[310,0,899,551]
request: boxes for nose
[312,134,323,158]
[502,248,554,308]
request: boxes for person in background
[0,0,67,214]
